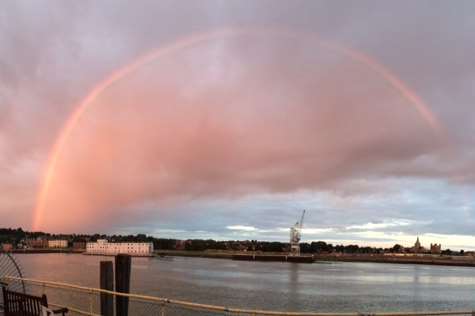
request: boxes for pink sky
[1,1,475,249]
[34,33,440,232]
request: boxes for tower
[414,237,422,253]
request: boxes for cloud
[1,1,475,248]
[226,225,334,234]
[227,225,257,232]
[35,31,447,232]
[302,228,335,234]
[345,219,416,231]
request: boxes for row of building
[2,238,154,257]
[0,236,447,257]
[23,239,85,250]
[1,239,79,252]
[412,237,442,254]
[85,240,154,256]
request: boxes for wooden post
[100,261,114,316]
[115,254,131,316]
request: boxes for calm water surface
[13,253,475,313]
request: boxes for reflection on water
[288,263,300,311]
[14,254,475,313]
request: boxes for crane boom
[299,209,306,230]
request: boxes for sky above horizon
[1,1,475,250]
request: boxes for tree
[391,244,404,253]
[442,249,452,255]
[344,245,359,254]
[310,241,333,253]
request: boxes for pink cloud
[35,35,441,232]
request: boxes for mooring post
[100,261,114,316]
[115,254,132,316]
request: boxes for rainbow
[32,28,443,230]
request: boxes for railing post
[100,261,114,316]
[115,254,131,316]
[90,289,94,315]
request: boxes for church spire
[414,236,421,253]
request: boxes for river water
[11,253,475,313]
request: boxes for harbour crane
[299,209,306,231]
[289,210,306,256]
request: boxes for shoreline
[5,249,475,268]
[316,254,475,267]
[3,249,84,254]
[155,250,475,267]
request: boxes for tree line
[0,227,462,255]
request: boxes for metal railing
[1,276,475,316]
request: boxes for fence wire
[0,253,26,293]
[25,282,101,315]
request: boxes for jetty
[233,253,315,263]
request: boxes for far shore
[3,248,84,254]
[155,250,475,267]
[5,249,475,268]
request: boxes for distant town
[0,227,469,257]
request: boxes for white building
[86,239,154,257]
[48,240,68,248]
